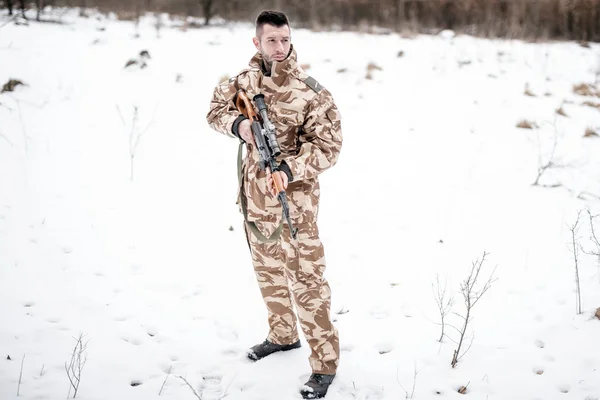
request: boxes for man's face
[253,23,291,64]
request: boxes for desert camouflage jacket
[206,45,342,236]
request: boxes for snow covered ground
[1,8,600,400]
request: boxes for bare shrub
[517,120,536,129]
[116,105,154,181]
[1,79,26,93]
[582,101,600,110]
[367,62,383,72]
[532,119,564,188]
[450,252,497,368]
[574,83,599,97]
[524,83,536,97]
[556,107,568,117]
[432,274,453,343]
[568,211,583,315]
[584,127,599,138]
[583,210,600,281]
[396,362,420,399]
[65,333,89,399]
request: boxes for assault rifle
[235,89,298,239]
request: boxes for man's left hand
[267,171,289,197]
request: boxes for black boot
[300,373,336,399]
[247,339,301,361]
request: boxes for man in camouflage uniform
[206,10,342,399]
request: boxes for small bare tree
[201,0,216,26]
[569,210,584,315]
[595,54,600,87]
[397,361,420,399]
[159,366,172,396]
[432,274,453,343]
[17,354,25,396]
[583,210,600,281]
[450,252,497,368]
[65,333,89,399]
[6,0,26,18]
[35,0,44,22]
[532,117,563,188]
[154,12,163,39]
[116,105,153,181]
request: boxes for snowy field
[1,8,600,400]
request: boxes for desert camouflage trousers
[245,220,340,375]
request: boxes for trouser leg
[246,222,299,345]
[281,228,339,375]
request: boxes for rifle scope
[253,94,281,157]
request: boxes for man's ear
[252,37,260,51]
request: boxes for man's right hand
[239,119,255,146]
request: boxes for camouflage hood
[248,45,298,81]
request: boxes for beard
[260,46,287,64]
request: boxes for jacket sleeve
[283,88,343,181]
[206,77,246,139]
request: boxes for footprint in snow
[30,395,51,400]
[558,384,570,393]
[534,340,545,349]
[215,322,239,342]
[369,308,389,319]
[235,379,255,392]
[145,327,158,338]
[114,314,131,322]
[532,366,544,375]
[182,288,203,300]
[222,347,243,358]
[375,342,394,355]
[130,264,142,274]
[201,375,223,399]
[544,354,555,363]
[158,363,173,374]
[122,336,142,346]
[336,381,383,399]
[340,344,354,353]
[534,314,544,322]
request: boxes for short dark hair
[255,10,289,37]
